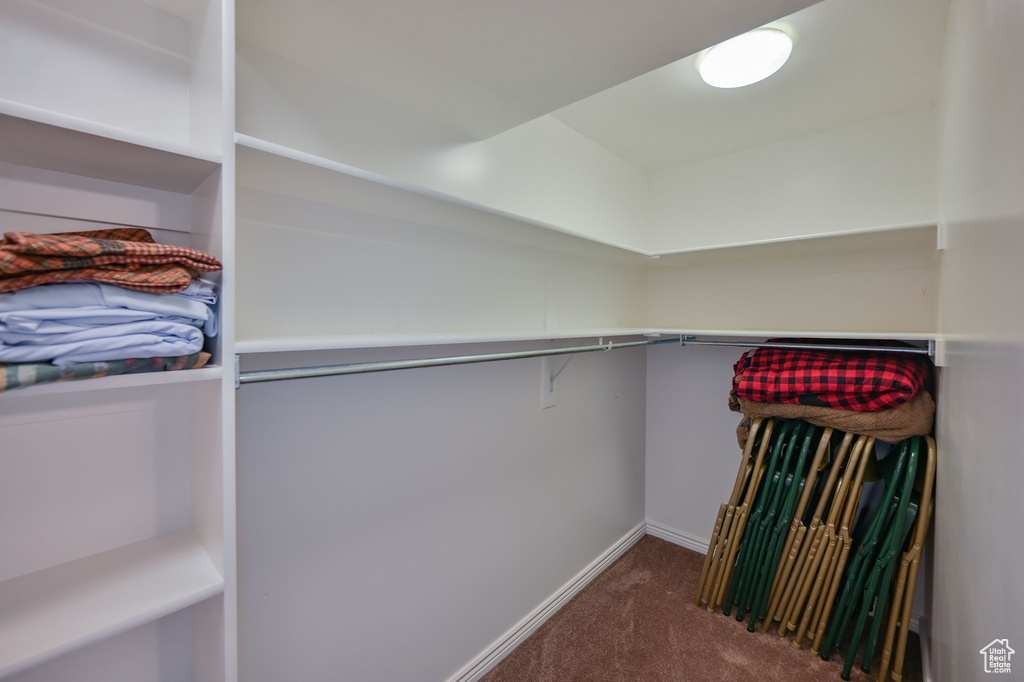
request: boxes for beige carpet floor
[481,535,922,682]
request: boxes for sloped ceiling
[553,0,951,171]
[237,0,818,140]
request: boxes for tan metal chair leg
[762,427,834,632]
[784,434,867,635]
[794,524,839,646]
[811,529,853,655]
[773,432,854,630]
[796,436,872,647]
[707,419,776,610]
[697,418,764,606]
[697,504,728,606]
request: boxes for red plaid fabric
[732,344,932,411]
[0,228,222,294]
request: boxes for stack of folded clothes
[729,342,935,446]
[0,228,222,391]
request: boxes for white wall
[645,344,744,542]
[422,117,648,250]
[235,342,647,682]
[646,226,940,334]
[647,107,938,253]
[932,0,1024,679]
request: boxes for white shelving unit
[0,1,235,681]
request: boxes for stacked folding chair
[696,422,936,682]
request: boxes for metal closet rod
[237,337,678,385]
[236,335,934,386]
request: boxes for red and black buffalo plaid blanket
[0,228,222,294]
[732,343,932,411]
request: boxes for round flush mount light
[699,28,793,88]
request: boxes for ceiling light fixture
[698,28,793,89]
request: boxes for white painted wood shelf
[0,528,224,679]
[235,329,657,354]
[649,222,939,260]
[650,329,940,341]
[235,134,650,256]
[0,366,223,399]
[235,329,941,355]
[235,134,938,260]
[0,100,221,193]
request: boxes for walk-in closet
[1,0,1021,680]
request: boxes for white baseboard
[646,520,925,633]
[445,521,647,682]
[644,520,709,555]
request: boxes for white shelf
[235,134,650,256]
[650,329,941,341]
[649,222,939,261]
[0,99,221,193]
[236,135,941,260]
[0,528,224,679]
[0,366,223,400]
[235,329,657,354]
[235,329,941,355]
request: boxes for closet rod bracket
[549,355,574,391]
[234,354,240,390]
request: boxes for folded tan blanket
[733,390,935,447]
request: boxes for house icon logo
[980,639,1014,674]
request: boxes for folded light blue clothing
[0,319,203,345]
[0,307,203,332]
[0,280,217,335]
[179,279,217,304]
[0,320,204,365]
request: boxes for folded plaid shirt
[0,228,222,294]
[732,344,932,411]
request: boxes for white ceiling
[237,0,818,140]
[553,0,952,172]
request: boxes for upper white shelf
[236,134,940,260]
[0,99,221,193]
[235,134,649,256]
[235,329,941,355]
[649,222,939,261]
[235,329,658,354]
[650,328,941,341]
[0,528,224,678]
